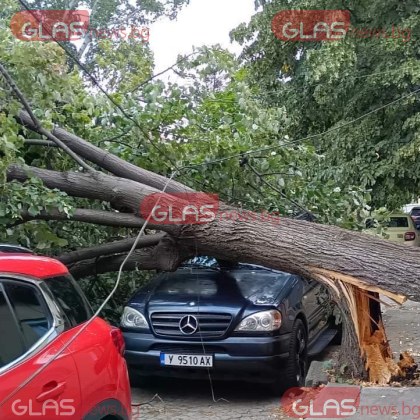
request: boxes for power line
[77,61,420,170]
[0,62,94,171]
[177,86,420,171]
[269,63,420,95]
[130,51,199,93]
[16,0,177,169]
[246,161,311,215]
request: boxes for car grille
[151,344,224,354]
[150,312,232,338]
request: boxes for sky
[149,0,256,80]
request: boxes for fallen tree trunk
[9,113,420,384]
[7,164,420,300]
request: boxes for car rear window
[366,217,409,228]
[387,217,409,228]
[44,275,93,328]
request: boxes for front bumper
[123,331,291,383]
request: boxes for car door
[0,278,82,419]
[301,278,330,341]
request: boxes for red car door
[0,279,82,419]
[67,318,132,419]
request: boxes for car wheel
[286,319,308,387]
[270,319,308,395]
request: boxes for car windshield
[229,268,293,304]
[154,267,292,304]
[155,270,219,297]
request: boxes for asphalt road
[131,377,284,419]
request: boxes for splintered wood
[310,267,415,384]
[354,287,397,384]
[345,285,418,384]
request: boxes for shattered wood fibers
[310,266,415,384]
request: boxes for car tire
[270,319,308,395]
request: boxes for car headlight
[235,310,282,332]
[121,306,149,329]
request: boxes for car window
[156,271,218,297]
[0,288,26,368]
[44,275,93,328]
[387,217,409,228]
[366,217,409,228]
[411,209,420,217]
[229,269,293,304]
[3,282,51,350]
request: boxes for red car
[0,245,131,420]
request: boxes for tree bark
[59,233,165,265]
[69,236,193,278]
[24,140,57,147]
[17,111,193,193]
[15,208,149,228]
[7,164,419,301]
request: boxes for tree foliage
[231,0,420,208]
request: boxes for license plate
[160,353,213,368]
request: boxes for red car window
[4,282,51,349]
[43,275,92,328]
[0,281,51,368]
[0,288,26,367]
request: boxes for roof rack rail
[0,244,33,254]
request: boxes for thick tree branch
[7,164,182,235]
[59,233,166,265]
[69,249,156,278]
[15,208,164,229]
[24,139,57,147]
[69,236,194,279]
[16,111,193,193]
[0,64,94,172]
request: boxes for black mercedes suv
[121,260,340,391]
